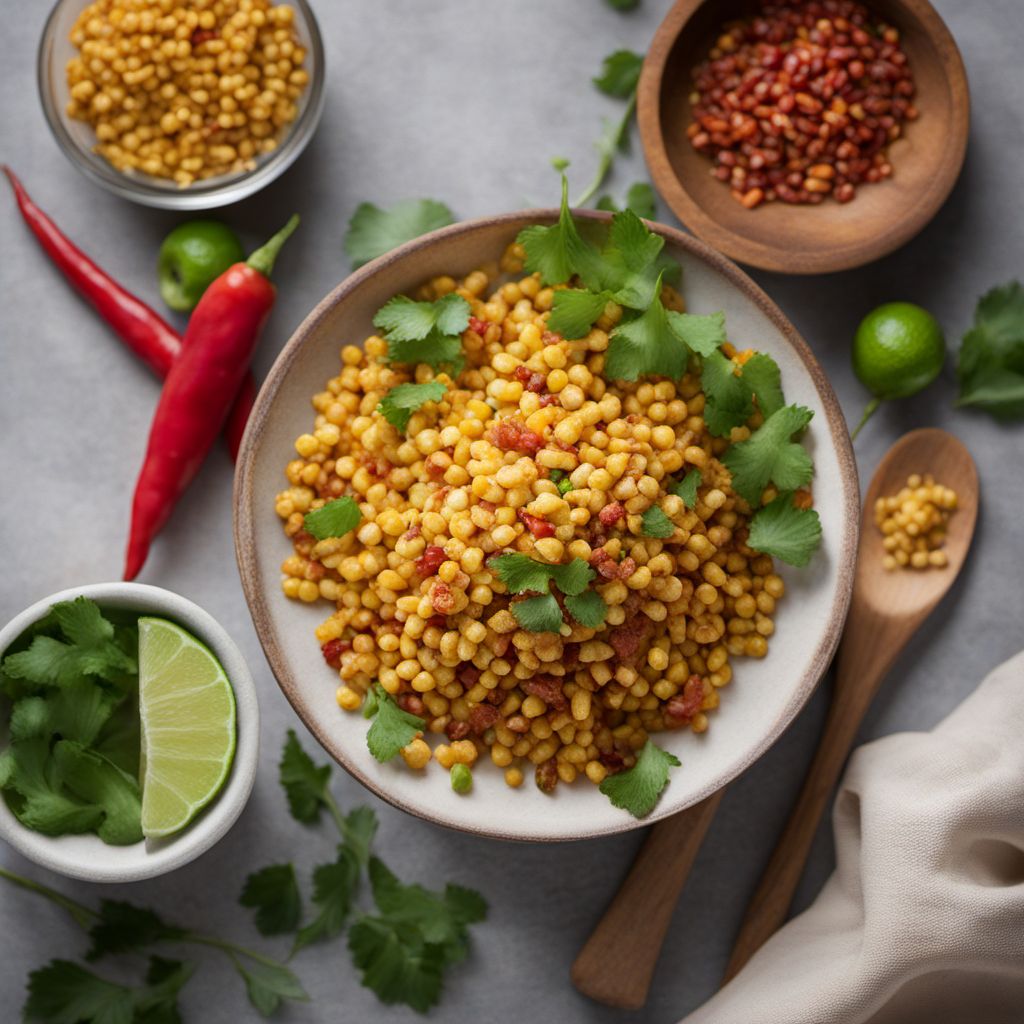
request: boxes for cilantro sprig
[344,198,455,269]
[722,404,814,506]
[491,553,607,632]
[956,280,1024,419]
[363,682,427,762]
[303,495,362,542]
[599,740,680,818]
[748,493,823,568]
[372,293,470,372]
[377,380,448,432]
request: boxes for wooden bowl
[233,211,860,841]
[638,0,970,274]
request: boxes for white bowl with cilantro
[235,205,859,841]
[0,583,259,881]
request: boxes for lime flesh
[138,617,237,839]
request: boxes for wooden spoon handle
[571,789,724,1009]
[723,603,907,983]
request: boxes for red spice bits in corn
[687,0,917,209]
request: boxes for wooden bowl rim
[233,209,860,841]
[638,0,971,274]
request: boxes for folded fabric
[682,651,1024,1024]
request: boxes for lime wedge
[138,617,237,839]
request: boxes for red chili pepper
[2,165,254,460]
[124,215,299,580]
[517,508,555,538]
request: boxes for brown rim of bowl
[233,209,861,842]
[637,0,970,274]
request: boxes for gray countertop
[2,1,1023,1020]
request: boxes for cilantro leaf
[593,50,644,98]
[748,493,822,567]
[373,294,470,342]
[348,916,446,1014]
[599,740,680,818]
[605,274,691,381]
[511,593,564,633]
[641,506,676,538]
[240,864,302,936]
[279,729,332,824]
[135,958,193,1024]
[722,405,814,506]
[624,182,656,219]
[293,847,360,952]
[87,901,186,961]
[701,349,755,436]
[956,281,1024,419]
[547,288,610,339]
[377,381,447,432]
[672,469,701,508]
[232,959,309,1018]
[24,959,136,1024]
[3,599,135,688]
[606,0,641,9]
[365,683,425,762]
[563,589,608,629]
[93,700,141,778]
[10,698,49,740]
[517,177,604,288]
[547,558,596,597]
[491,553,555,594]
[339,805,378,867]
[385,332,465,373]
[741,352,785,417]
[303,496,362,541]
[52,740,142,846]
[666,310,726,357]
[345,199,455,269]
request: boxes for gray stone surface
[1,0,1022,1020]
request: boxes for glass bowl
[37,0,325,210]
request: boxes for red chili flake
[491,418,544,455]
[522,676,568,712]
[320,639,351,669]
[665,675,706,725]
[191,28,218,45]
[398,692,425,717]
[514,365,532,383]
[539,394,560,407]
[429,581,456,615]
[469,704,500,734]
[426,614,448,629]
[468,315,492,336]
[517,509,555,539]
[401,524,422,541]
[598,502,625,527]
[445,720,471,740]
[526,373,547,394]
[608,615,651,662]
[562,643,581,671]
[599,749,625,771]
[542,331,562,345]
[415,545,447,577]
[457,664,481,688]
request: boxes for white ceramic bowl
[0,582,259,881]
[234,210,859,842]
[37,0,326,210]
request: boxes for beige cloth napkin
[682,651,1024,1024]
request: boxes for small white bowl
[0,582,259,882]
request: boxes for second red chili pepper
[124,215,299,581]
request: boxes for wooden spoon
[723,427,978,982]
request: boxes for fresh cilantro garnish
[605,0,641,9]
[563,589,608,629]
[956,281,1024,419]
[372,294,470,372]
[232,959,310,1017]
[702,350,786,435]
[605,273,689,381]
[24,957,193,1024]
[599,740,680,818]
[548,288,610,339]
[641,505,676,538]
[518,176,604,287]
[741,352,785,417]
[279,728,332,824]
[293,848,360,953]
[339,805,378,867]
[671,469,701,508]
[597,182,656,219]
[492,554,606,631]
[51,740,142,846]
[364,683,425,762]
[86,901,185,961]
[748,493,823,567]
[556,476,574,496]
[241,865,303,936]
[303,496,362,542]
[593,49,644,97]
[722,405,815,506]
[348,857,487,1013]
[344,199,455,269]
[509,593,564,633]
[377,381,448,432]
[2,597,135,687]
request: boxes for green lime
[138,617,236,839]
[850,302,946,439]
[158,220,244,312]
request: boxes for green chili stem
[246,214,300,278]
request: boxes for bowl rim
[233,208,860,841]
[637,0,971,274]
[36,0,326,211]
[0,582,259,881]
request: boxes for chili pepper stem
[850,397,881,442]
[246,214,300,278]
